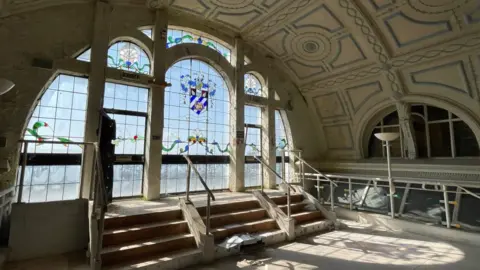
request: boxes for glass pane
[427,106,448,121]
[107,41,151,75]
[454,121,480,157]
[412,115,428,158]
[429,122,451,157]
[244,73,262,96]
[383,111,399,125]
[24,74,88,154]
[275,111,289,156]
[245,105,261,125]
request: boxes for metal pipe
[287,183,291,218]
[330,180,334,211]
[386,141,395,219]
[316,175,320,200]
[442,185,451,229]
[186,164,191,202]
[206,195,211,235]
[348,178,353,211]
[17,142,28,203]
[299,151,304,188]
[281,150,286,183]
[79,144,88,199]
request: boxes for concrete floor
[4,220,480,270]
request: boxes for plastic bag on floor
[218,233,263,250]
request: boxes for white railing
[183,155,216,235]
[300,172,480,230]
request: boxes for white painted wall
[8,199,88,261]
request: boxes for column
[262,75,276,189]
[143,8,168,200]
[229,37,245,192]
[396,101,416,159]
[81,1,111,198]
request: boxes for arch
[357,95,480,158]
[165,43,235,92]
[161,58,231,193]
[106,40,152,75]
[244,72,264,97]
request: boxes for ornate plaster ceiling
[2,0,480,158]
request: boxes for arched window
[244,73,263,97]
[20,74,88,202]
[166,28,231,62]
[107,41,151,75]
[161,59,230,194]
[76,41,151,75]
[411,105,479,157]
[367,105,480,158]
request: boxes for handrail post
[442,185,451,229]
[299,151,304,188]
[79,143,89,199]
[281,150,286,183]
[186,163,191,202]
[330,180,334,212]
[316,175,320,200]
[287,183,291,219]
[17,142,28,203]
[206,195,211,235]
[348,178,353,211]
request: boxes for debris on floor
[218,233,263,250]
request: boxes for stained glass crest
[180,73,217,115]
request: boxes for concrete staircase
[273,194,324,225]
[196,199,279,242]
[101,209,200,268]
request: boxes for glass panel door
[245,125,262,188]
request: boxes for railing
[252,155,295,218]
[183,155,216,235]
[301,172,480,230]
[282,150,338,211]
[89,143,108,270]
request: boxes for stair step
[211,218,278,241]
[270,194,304,205]
[292,211,324,225]
[106,248,203,270]
[278,202,308,214]
[101,234,196,266]
[104,209,183,230]
[205,208,268,229]
[103,220,189,248]
[197,199,260,216]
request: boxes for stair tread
[211,218,276,232]
[107,248,202,270]
[292,211,322,216]
[101,233,194,254]
[103,220,187,235]
[204,207,266,219]
[278,202,307,207]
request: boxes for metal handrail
[182,155,216,235]
[289,152,338,187]
[252,155,294,219]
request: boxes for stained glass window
[166,28,231,63]
[112,164,143,197]
[24,74,88,153]
[161,59,230,195]
[108,41,151,75]
[244,73,262,96]
[141,29,152,39]
[76,49,91,62]
[20,74,88,202]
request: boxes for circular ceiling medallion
[291,33,331,62]
[303,41,320,53]
[408,0,467,14]
[211,0,255,9]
